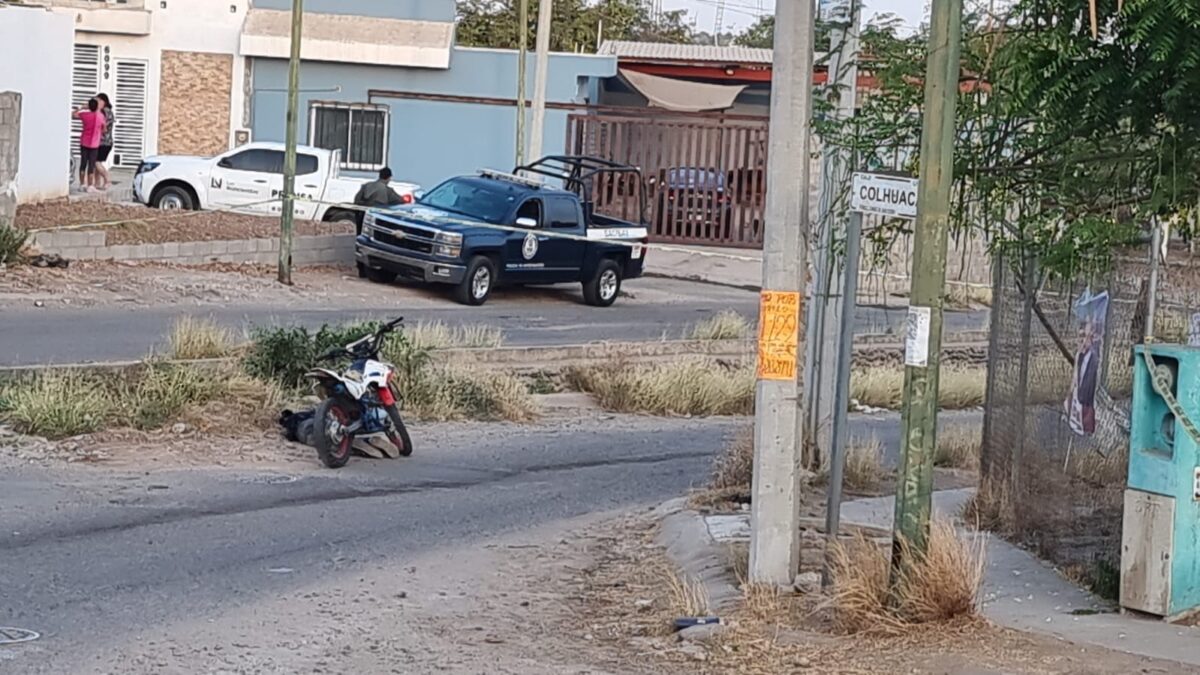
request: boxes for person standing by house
[72,97,105,193]
[94,93,115,191]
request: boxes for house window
[309,103,389,171]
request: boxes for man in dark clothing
[354,167,406,208]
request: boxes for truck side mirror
[515,217,537,228]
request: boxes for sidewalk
[695,488,1200,668]
[647,245,763,290]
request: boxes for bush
[710,427,754,490]
[387,338,537,422]
[844,436,886,491]
[243,321,381,388]
[0,222,27,265]
[2,371,112,438]
[567,359,755,416]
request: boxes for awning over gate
[240,9,453,69]
[619,68,747,112]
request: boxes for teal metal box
[1122,344,1200,618]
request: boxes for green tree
[455,0,695,52]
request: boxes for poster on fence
[1064,289,1109,436]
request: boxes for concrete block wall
[30,230,355,266]
[0,92,20,227]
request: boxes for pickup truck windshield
[417,177,520,224]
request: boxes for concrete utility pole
[749,0,816,585]
[527,0,553,162]
[891,0,963,566]
[515,0,530,166]
[805,0,861,470]
[278,0,304,286]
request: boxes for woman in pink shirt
[73,98,105,193]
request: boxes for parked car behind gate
[650,167,731,237]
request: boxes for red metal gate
[566,113,769,249]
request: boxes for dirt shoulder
[0,260,400,309]
[576,512,1198,675]
[29,507,1195,674]
[16,200,352,245]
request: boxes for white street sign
[850,172,919,219]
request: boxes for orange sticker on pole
[757,290,801,381]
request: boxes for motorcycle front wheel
[385,404,414,457]
[314,398,355,469]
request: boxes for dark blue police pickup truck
[355,156,649,306]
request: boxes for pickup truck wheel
[456,256,496,306]
[584,259,622,307]
[153,185,194,211]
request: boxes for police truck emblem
[522,232,538,260]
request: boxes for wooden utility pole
[527,0,553,162]
[515,0,529,166]
[278,0,304,286]
[749,0,816,585]
[891,0,963,567]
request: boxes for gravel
[16,200,353,245]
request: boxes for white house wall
[0,6,73,203]
[51,0,249,159]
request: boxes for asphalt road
[0,278,987,366]
[0,416,740,672]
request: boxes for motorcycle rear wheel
[315,398,355,469]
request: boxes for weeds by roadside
[934,426,981,470]
[567,358,754,416]
[851,364,986,410]
[169,316,237,360]
[404,320,504,350]
[945,283,993,309]
[0,364,283,439]
[0,221,28,265]
[829,520,985,634]
[0,370,112,438]
[844,436,887,492]
[689,310,751,341]
[961,477,1014,533]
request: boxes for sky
[661,0,929,36]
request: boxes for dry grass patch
[829,520,985,634]
[0,370,112,438]
[0,364,284,439]
[962,477,1015,533]
[945,282,993,309]
[689,310,751,340]
[405,320,504,350]
[660,564,710,617]
[567,358,754,416]
[851,365,985,410]
[844,436,886,492]
[935,425,981,470]
[710,427,753,490]
[168,316,237,360]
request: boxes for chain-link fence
[980,242,1200,590]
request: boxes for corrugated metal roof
[598,40,773,65]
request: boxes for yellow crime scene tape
[26,192,990,290]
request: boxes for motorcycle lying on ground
[304,317,413,468]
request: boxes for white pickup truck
[132,141,419,223]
